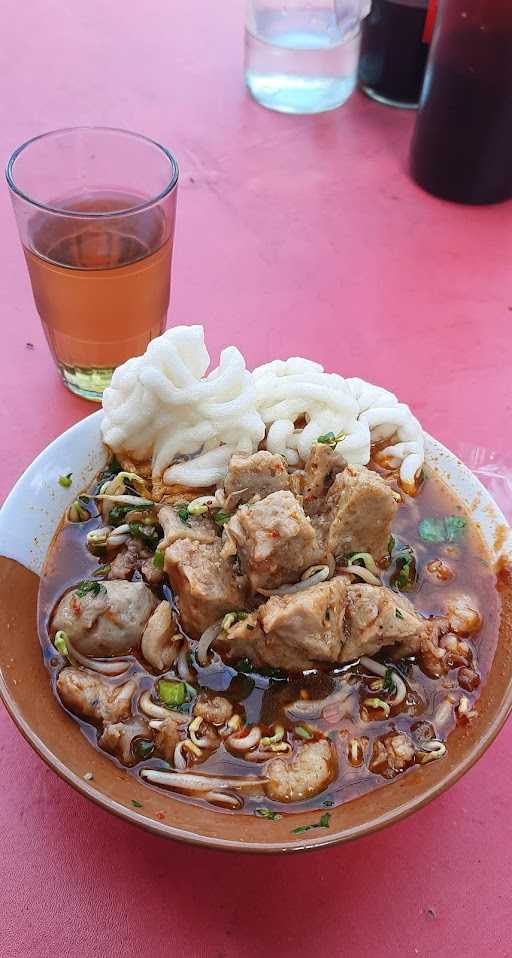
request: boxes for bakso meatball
[52,580,157,657]
[223,491,323,593]
[141,600,182,672]
[158,504,217,548]
[264,739,337,803]
[223,451,291,510]
[57,668,136,725]
[341,584,426,662]
[302,443,346,516]
[99,715,152,766]
[326,465,398,561]
[165,538,247,639]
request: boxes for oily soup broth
[38,469,500,819]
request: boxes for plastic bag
[457,444,512,526]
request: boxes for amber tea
[7,127,179,400]
[25,193,172,399]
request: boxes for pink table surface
[1,2,512,956]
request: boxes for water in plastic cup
[245,0,367,114]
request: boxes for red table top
[1,2,512,956]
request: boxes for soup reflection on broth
[39,446,499,823]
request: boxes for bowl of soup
[0,332,511,852]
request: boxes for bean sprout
[66,640,131,677]
[244,743,293,762]
[139,690,186,722]
[188,492,223,512]
[196,620,224,666]
[177,646,195,681]
[90,494,156,507]
[257,565,331,598]
[173,741,188,770]
[416,740,447,763]
[359,656,407,706]
[140,769,265,791]
[205,790,243,809]
[226,726,262,752]
[347,553,380,576]
[286,685,354,720]
[341,565,381,586]
[434,696,455,727]
[188,716,214,748]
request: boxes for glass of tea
[6,127,179,400]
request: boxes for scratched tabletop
[1,2,512,957]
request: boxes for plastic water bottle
[245,0,371,114]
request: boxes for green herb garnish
[175,503,191,525]
[93,563,111,578]
[388,535,395,554]
[383,667,396,692]
[317,431,345,449]
[58,473,73,488]
[418,515,467,544]
[395,608,404,620]
[158,679,186,708]
[391,545,417,592]
[153,550,165,570]
[134,740,154,761]
[75,580,105,599]
[131,800,143,808]
[292,812,331,835]
[97,458,122,485]
[108,503,134,525]
[317,431,336,445]
[235,657,253,673]
[255,807,282,821]
[129,522,159,549]
[214,510,232,526]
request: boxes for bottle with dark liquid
[410,0,512,204]
[359,0,430,108]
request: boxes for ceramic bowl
[0,411,511,853]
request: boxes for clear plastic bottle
[245,0,370,114]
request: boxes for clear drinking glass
[6,127,179,401]
[245,0,371,114]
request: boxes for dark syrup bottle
[410,0,512,204]
[359,0,430,108]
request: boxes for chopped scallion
[54,630,69,657]
[158,679,186,708]
[292,812,331,834]
[255,807,282,821]
[75,580,105,599]
[214,510,231,526]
